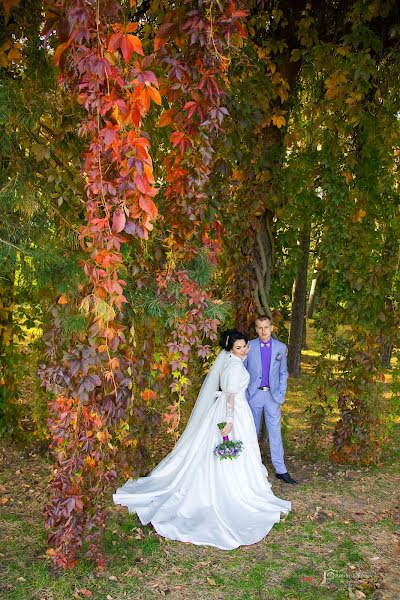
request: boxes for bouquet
[213,422,244,460]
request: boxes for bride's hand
[220,422,233,436]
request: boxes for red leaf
[108,32,123,52]
[154,22,175,51]
[170,131,184,147]
[139,196,158,220]
[112,209,126,233]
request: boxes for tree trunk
[306,258,320,319]
[253,208,274,318]
[381,341,393,368]
[302,315,307,350]
[288,225,311,376]
[235,208,275,332]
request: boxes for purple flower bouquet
[213,422,244,460]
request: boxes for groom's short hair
[255,314,272,324]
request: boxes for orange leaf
[2,0,20,18]
[141,388,156,401]
[158,109,176,127]
[121,34,143,62]
[271,113,286,128]
[143,163,155,184]
[54,38,72,66]
[147,86,162,105]
[125,22,138,33]
[58,294,69,305]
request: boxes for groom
[245,315,297,484]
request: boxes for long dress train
[113,352,291,550]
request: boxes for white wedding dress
[113,351,291,550]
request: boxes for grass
[2,440,399,599]
[1,324,399,599]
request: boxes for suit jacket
[245,337,288,404]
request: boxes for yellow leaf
[7,45,21,61]
[84,456,96,469]
[342,171,353,183]
[325,71,347,98]
[353,209,366,223]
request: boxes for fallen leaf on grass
[0,496,10,505]
[75,590,92,598]
[193,560,211,570]
[207,577,217,586]
[124,566,141,577]
[132,527,145,539]
[108,575,118,581]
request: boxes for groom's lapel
[253,338,262,375]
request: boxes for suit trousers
[248,389,286,474]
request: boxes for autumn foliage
[39,0,160,568]
[35,0,247,569]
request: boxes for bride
[113,329,291,550]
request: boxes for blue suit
[245,337,288,474]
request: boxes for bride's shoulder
[223,354,245,371]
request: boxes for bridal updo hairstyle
[220,329,248,352]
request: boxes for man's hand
[220,422,233,436]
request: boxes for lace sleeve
[226,392,235,423]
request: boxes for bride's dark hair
[219,329,248,351]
